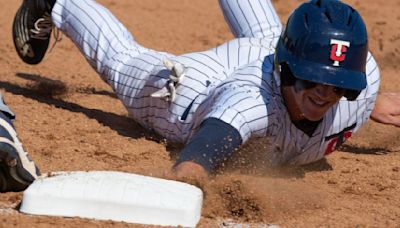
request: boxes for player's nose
[314,84,337,98]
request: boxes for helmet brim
[286,56,367,91]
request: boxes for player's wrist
[170,161,208,188]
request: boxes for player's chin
[302,111,326,121]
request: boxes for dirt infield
[1,0,400,227]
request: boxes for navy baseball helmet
[276,0,368,100]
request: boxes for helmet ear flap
[344,89,361,101]
[279,62,297,87]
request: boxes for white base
[20,171,203,227]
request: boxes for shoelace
[30,12,62,51]
[30,12,53,40]
[151,59,187,102]
[49,28,62,52]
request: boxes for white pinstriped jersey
[51,0,380,165]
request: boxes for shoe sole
[12,1,50,65]
[0,118,39,192]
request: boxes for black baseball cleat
[12,0,56,65]
[0,112,40,192]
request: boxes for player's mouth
[307,95,330,108]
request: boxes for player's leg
[208,0,282,75]
[12,0,237,143]
[218,0,282,39]
[0,95,40,192]
[51,0,173,81]
[13,0,174,115]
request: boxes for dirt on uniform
[0,0,399,227]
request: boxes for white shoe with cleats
[0,117,40,192]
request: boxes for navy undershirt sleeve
[174,118,243,173]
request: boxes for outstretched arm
[171,118,242,181]
[370,92,400,127]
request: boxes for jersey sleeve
[200,83,270,143]
[352,52,380,131]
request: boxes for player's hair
[275,0,368,101]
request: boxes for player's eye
[293,79,317,92]
[296,79,347,97]
[299,80,317,90]
[333,87,346,97]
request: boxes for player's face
[283,80,345,121]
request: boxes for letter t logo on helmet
[330,39,350,66]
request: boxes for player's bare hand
[163,161,208,189]
[370,92,400,127]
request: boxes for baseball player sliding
[7,0,400,186]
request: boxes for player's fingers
[161,169,174,180]
[371,113,395,126]
[388,116,400,127]
[376,114,400,127]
